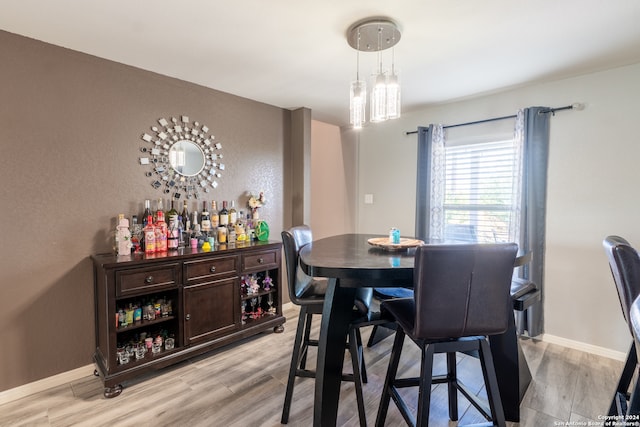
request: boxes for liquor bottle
[181,201,190,231]
[167,214,179,250]
[143,216,156,254]
[201,201,211,234]
[211,201,219,229]
[229,200,237,225]
[155,210,168,252]
[219,201,229,226]
[142,200,152,226]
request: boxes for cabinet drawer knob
[210,266,216,273]
[144,276,154,284]
[185,314,191,321]
[258,258,264,264]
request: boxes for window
[438,138,522,243]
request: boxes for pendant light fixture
[347,18,401,128]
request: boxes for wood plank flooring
[0,304,624,426]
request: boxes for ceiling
[2,1,640,127]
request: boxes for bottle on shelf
[191,210,199,233]
[143,215,156,254]
[131,215,142,253]
[154,198,165,224]
[211,201,219,229]
[142,200,152,227]
[167,214,179,250]
[200,201,211,235]
[181,200,190,232]
[229,200,237,226]
[155,210,168,252]
[219,201,229,226]
[167,200,178,220]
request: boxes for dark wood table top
[299,233,416,287]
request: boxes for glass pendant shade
[350,80,366,129]
[386,72,401,120]
[370,73,387,123]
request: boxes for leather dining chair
[281,225,376,426]
[603,235,640,416]
[375,243,518,427]
[626,294,640,417]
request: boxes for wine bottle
[167,200,178,219]
[201,201,211,234]
[142,200,152,226]
[181,201,190,231]
[229,200,237,225]
[211,201,219,228]
[191,210,199,233]
[219,201,229,226]
[143,215,156,254]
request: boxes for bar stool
[375,243,518,427]
[281,225,377,426]
[603,235,640,416]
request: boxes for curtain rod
[405,103,582,135]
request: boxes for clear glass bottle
[229,200,237,226]
[211,201,219,229]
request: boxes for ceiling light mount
[347,18,401,52]
[347,17,402,128]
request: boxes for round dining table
[299,233,529,426]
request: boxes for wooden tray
[367,237,424,251]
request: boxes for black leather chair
[603,235,640,417]
[626,295,640,417]
[281,225,375,426]
[375,243,518,427]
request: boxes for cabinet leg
[93,369,100,377]
[104,384,123,398]
[274,324,285,333]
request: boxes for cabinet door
[183,278,239,345]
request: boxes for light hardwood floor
[0,304,624,427]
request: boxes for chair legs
[609,342,638,417]
[282,306,372,426]
[281,305,313,424]
[376,332,506,427]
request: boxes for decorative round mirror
[169,140,205,176]
[138,116,224,199]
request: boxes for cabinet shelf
[116,315,177,333]
[240,288,277,301]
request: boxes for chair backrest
[413,243,518,339]
[603,236,640,335]
[281,225,315,305]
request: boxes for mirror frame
[138,115,224,200]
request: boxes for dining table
[298,233,531,426]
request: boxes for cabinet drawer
[184,255,238,283]
[116,264,179,297]
[242,250,279,272]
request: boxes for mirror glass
[169,140,205,177]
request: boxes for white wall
[352,62,640,355]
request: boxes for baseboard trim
[0,328,625,406]
[0,364,94,406]
[541,333,627,362]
